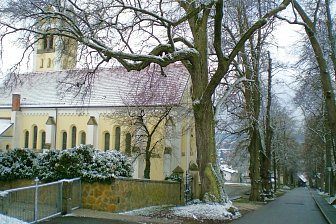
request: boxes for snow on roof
[0,214,28,224]
[0,118,12,135]
[0,64,189,108]
[298,174,307,183]
[220,165,238,173]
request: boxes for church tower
[33,33,77,72]
[33,2,77,73]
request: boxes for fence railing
[70,178,81,210]
[0,178,81,223]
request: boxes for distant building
[220,165,240,182]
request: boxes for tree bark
[262,51,273,195]
[248,126,262,201]
[186,10,225,201]
[144,137,152,179]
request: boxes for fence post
[34,177,39,223]
[171,166,184,204]
[62,180,73,215]
[0,191,9,216]
[189,161,201,199]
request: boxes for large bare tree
[0,0,291,201]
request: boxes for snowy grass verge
[120,201,241,221]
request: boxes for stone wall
[0,178,183,213]
[82,178,183,212]
[0,179,36,190]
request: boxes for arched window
[40,59,44,68]
[71,126,77,148]
[115,127,121,151]
[43,35,54,49]
[24,131,29,148]
[125,133,132,156]
[43,37,48,49]
[41,131,46,149]
[33,126,38,149]
[48,35,54,49]
[47,58,52,68]
[104,132,110,151]
[80,132,86,145]
[5,144,9,150]
[62,132,67,150]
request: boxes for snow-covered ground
[121,200,241,221]
[0,214,28,224]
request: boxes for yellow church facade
[0,34,197,180]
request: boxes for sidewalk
[311,190,336,224]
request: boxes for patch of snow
[120,202,241,221]
[328,196,336,205]
[0,214,28,224]
[0,191,8,197]
[282,185,291,190]
[172,203,241,220]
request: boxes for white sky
[270,21,305,122]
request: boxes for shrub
[0,145,133,182]
[0,149,37,181]
[82,149,133,182]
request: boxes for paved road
[231,187,328,224]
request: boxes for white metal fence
[0,178,81,223]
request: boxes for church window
[115,127,121,151]
[47,58,52,68]
[62,132,67,149]
[41,131,46,149]
[125,133,131,156]
[71,126,77,148]
[40,59,44,68]
[24,131,29,148]
[43,35,54,50]
[33,125,38,149]
[80,132,86,145]
[104,132,110,151]
[5,144,9,150]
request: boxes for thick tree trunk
[273,152,277,192]
[262,52,273,195]
[184,8,226,202]
[193,96,224,201]
[248,126,262,201]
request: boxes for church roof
[0,64,189,108]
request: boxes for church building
[0,33,197,180]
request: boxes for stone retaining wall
[82,178,183,212]
[0,177,183,213]
[0,179,35,190]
